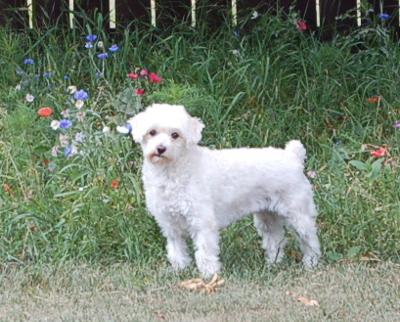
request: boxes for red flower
[127,72,139,80]
[37,107,54,118]
[111,179,120,189]
[149,72,163,84]
[139,68,148,77]
[370,147,388,158]
[296,20,308,32]
[135,88,145,96]
[367,96,382,104]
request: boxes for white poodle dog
[128,103,321,277]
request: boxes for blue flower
[73,89,89,101]
[43,71,53,79]
[378,13,390,21]
[23,58,34,65]
[97,52,109,60]
[86,34,97,42]
[85,42,94,49]
[233,29,240,38]
[64,75,70,80]
[95,72,103,78]
[108,44,119,53]
[59,119,73,129]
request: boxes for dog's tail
[285,140,306,164]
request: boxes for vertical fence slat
[356,0,361,26]
[151,0,156,26]
[191,0,196,27]
[27,0,33,28]
[232,0,237,26]
[109,0,116,28]
[69,0,74,28]
[316,0,320,27]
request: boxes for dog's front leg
[163,228,191,271]
[191,218,221,278]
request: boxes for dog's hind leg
[254,212,287,265]
[285,213,321,269]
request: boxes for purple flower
[64,145,77,158]
[85,42,94,49]
[108,44,119,53]
[23,58,34,65]
[73,89,89,101]
[59,119,72,129]
[97,52,109,60]
[378,13,390,21]
[393,120,400,129]
[86,34,97,42]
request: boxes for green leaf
[326,251,343,263]
[369,158,383,180]
[349,160,368,171]
[346,246,362,258]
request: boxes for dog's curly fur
[129,104,321,277]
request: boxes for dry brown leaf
[286,291,319,307]
[296,296,319,307]
[179,274,224,294]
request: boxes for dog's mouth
[149,152,169,162]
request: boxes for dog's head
[128,104,204,164]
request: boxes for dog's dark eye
[171,132,179,139]
[149,129,157,136]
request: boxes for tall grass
[0,10,399,270]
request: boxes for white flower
[75,100,84,109]
[59,134,69,147]
[76,111,86,122]
[50,120,60,130]
[51,146,60,157]
[25,93,35,102]
[116,125,130,134]
[74,132,85,143]
[60,109,70,118]
[97,41,104,49]
[67,85,77,94]
[102,126,111,134]
[251,10,260,20]
[231,49,240,57]
[15,84,22,91]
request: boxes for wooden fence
[1,1,400,32]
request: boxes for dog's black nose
[157,146,166,155]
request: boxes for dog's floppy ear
[186,116,204,144]
[127,111,148,143]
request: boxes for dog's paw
[196,257,221,278]
[302,253,320,270]
[168,254,192,271]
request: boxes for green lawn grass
[0,11,399,273]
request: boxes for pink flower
[296,20,308,32]
[127,72,139,80]
[135,88,145,96]
[149,72,162,84]
[370,147,388,158]
[139,68,148,77]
